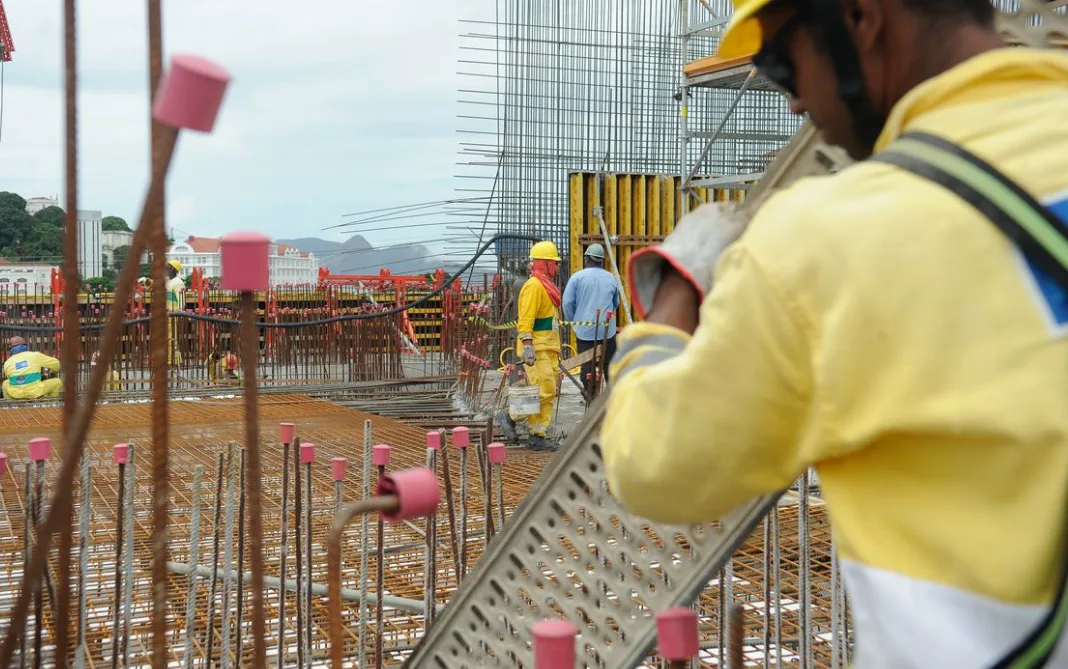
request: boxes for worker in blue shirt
[562,244,621,395]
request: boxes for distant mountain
[276,234,437,276]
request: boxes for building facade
[77,209,103,279]
[167,235,319,286]
[0,260,57,294]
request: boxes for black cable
[0,233,541,333]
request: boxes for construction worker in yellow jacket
[2,337,62,400]
[601,1,1068,666]
[497,241,563,452]
[165,259,185,367]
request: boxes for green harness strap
[872,130,1068,668]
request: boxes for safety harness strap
[872,130,1068,668]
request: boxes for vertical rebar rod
[772,504,783,666]
[423,443,438,630]
[438,442,461,581]
[183,465,204,669]
[145,0,168,663]
[239,291,269,668]
[277,440,291,669]
[374,462,386,669]
[293,442,304,669]
[304,457,313,662]
[111,461,126,669]
[495,462,505,529]
[459,447,469,578]
[220,445,237,668]
[21,464,30,669]
[122,443,136,667]
[798,470,811,668]
[74,455,90,669]
[205,452,227,668]
[358,420,371,669]
[762,516,772,669]
[57,0,81,662]
[32,460,43,669]
[235,447,247,666]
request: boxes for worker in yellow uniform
[165,259,185,367]
[91,350,122,391]
[2,336,62,400]
[601,1,1068,667]
[206,349,239,384]
[496,241,563,452]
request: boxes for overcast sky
[0,0,488,249]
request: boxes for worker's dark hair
[901,0,995,25]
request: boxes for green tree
[102,216,130,232]
[112,245,131,272]
[0,207,34,255]
[33,205,66,228]
[0,191,27,212]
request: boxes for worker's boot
[527,434,558,452]
[495,410,518,443]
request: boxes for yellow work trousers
[2,377,63,399]
[509,349,559,437]
[167,318,182,367]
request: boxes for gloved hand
[522,343,537,366]
[627,201,748,320]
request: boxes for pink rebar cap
[452,426,470,449]
[280,422,295,444]
[0,452,7,476]
[375,467,440,522]
[488,442,506,465]
[331,457,347,482]
[220,231,270,292]
[656,607,699,661]
[425,431,441,451]
[28,437,50,462]
[372,444,391,467]
[300,443,316,464]
[152,54,231,132]
[532,619,579,668]
[113,443,130,465]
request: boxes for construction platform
[0,395,846,667]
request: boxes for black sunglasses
[752,10,807,98]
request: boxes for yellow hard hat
[529,241,561,262]
[717,0,773,60]
[167,259,182,273]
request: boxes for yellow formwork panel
[567,172,752,330]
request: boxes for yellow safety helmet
[529,240,561,262]
[717,0,773,60]
[167,259,182,273]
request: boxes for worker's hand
[522,343,537,366]
[627,201,748,320]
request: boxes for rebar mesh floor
[0,397,841,667]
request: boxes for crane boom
[0,0,13,62]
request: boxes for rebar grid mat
[0,397,557,667]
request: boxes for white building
[23,197,105,280]
[167,235,319,286]
[77,209,103,279]
[0,260,57,294]
[24,196,59,215]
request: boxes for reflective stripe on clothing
[609,326,689,384]
[8,372,41,386]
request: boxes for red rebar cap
[0,452,7,476]
[425,431,441,451]
[656,607,699,661]
[376,467,439,522]
[300,443,316,464]
[152,54,231,132]
[331,457,347,482]
[372,444,391,467]
[532,619,579,668]
[452,426,470,448]
[488,442,506,465]
[280,422,296,444]
[220,231,270,292]
[113,443,130,465]
[29,437,50,462]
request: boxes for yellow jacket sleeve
[600,243,816,524]
[516,279,541,342]
[35,352,61,373]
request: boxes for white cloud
[0,0,493,256]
